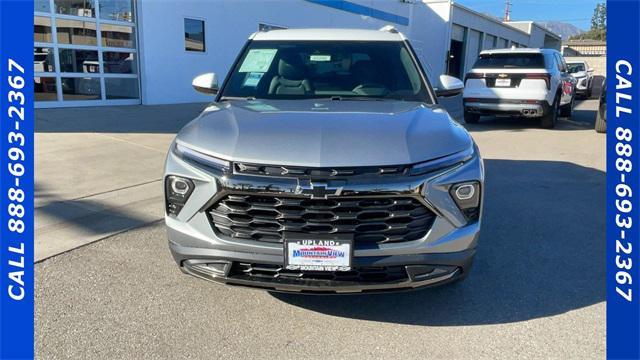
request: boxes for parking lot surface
[36,99,605,359]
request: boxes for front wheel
[541,96,559,129]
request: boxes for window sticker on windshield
[310,54,331,62]
[238,49,278,73]
[243,72,264,87]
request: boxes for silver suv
[164,28,484,293]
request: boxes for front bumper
[574,77,590,93]
[464,99,548,118]
[164,145,484,293]
[173,245,474,294]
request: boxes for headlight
[174,142,230,172]
[450,181,481,222]
[410,146,475,176]
[165,175,195,216]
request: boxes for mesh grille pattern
[209,194,435,244]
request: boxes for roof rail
[379,25,399,34]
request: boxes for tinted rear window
[473,53,546,69]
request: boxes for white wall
[407,1,451,80]
[137,0,416,105]
[506,22,561,49]
[463,29,481,74]
[451,5,530,46]
[484,34,496,50]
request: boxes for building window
[34,16,52,43]
[184,18,205,52]
[34,47,56,73]
[58,49,100,73]
[101,23,135,48]
[55,0,96,17]
[61,77,101,101]
[34,77,58,101]
[99,0,134,22]
[35,0,51,13]
[103,51,137,74]
[56,18,97,46]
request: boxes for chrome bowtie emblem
[295,181,342,199]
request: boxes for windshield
[567,63,586,73]
[473,53,546,69]
[220,40,431,102]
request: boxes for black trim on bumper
[169,242,475,294]
[463,99,550,117]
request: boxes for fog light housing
[450,181,481,222]
[165,175,195,216]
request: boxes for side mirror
[588,68,594,73]
[435,75,464,97]
[192,73,219,95]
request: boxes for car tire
[595,108,606,133]
[559,96,574,118]
[464,112,480,124]
[541,95,559,129]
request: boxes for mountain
[539,21,585,40]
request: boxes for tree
[591,3,606,31]
[571,3,606,40]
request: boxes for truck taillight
[524,74,551,90]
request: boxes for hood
[571,71,587,78]
[175,99,473,167]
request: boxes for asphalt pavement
[35,99,605,359]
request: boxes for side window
[554,54,567,72]
[560,56,568,73]
[552,54,560,72]
[184,18,205,52]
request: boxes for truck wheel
[595,109,606,133]
[541,96,559,129]
[559,96,574,118]
[464,112,480,124]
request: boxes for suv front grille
[208,194,436,245]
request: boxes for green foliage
[591,3,606,31]
[570,28,606,41]
[571,3,606,40]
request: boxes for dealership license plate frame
[284,233,353,272]
[495,78,512,87]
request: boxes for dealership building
[34,0,561,108]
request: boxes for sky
[454,0,603,31]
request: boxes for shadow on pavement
[36,102,208,134]
[271,159,605,326]
[35,181,157,237]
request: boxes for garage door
[34,0,141,108]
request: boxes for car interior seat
[269,52,313,95]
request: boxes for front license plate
[285,238,352,272]
[495,78,511,87]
